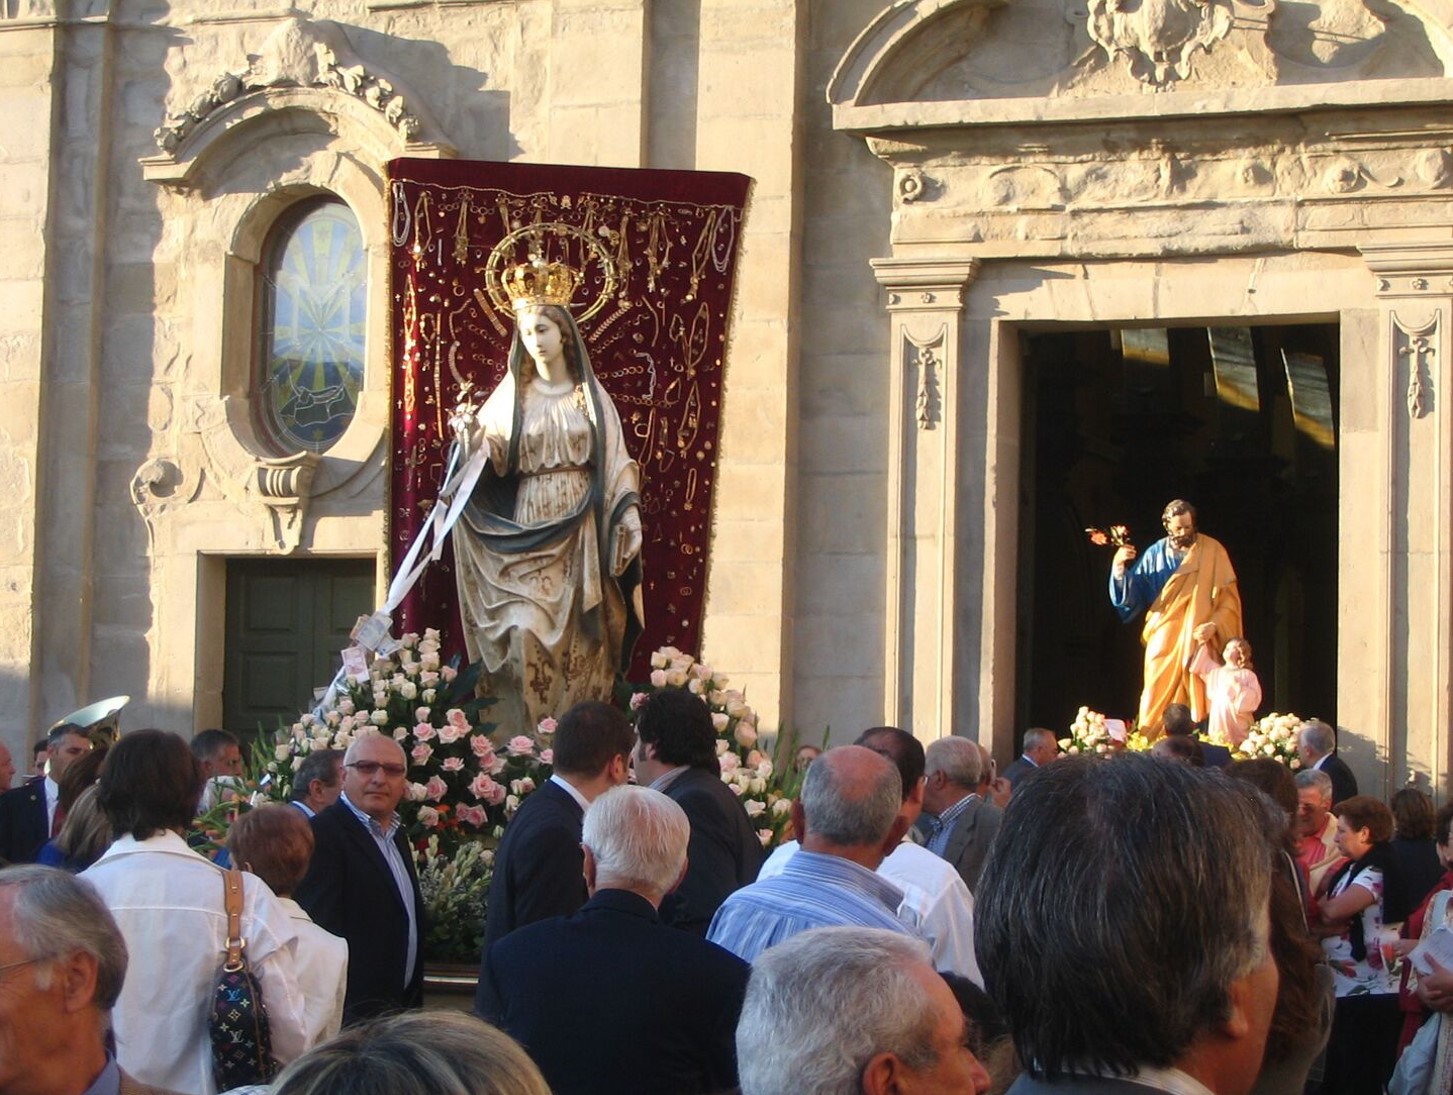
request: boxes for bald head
[798,745,902,855]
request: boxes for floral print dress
[1322,863,1399,997]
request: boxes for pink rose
[470,773,508,805]
[649,669,668,688]
[507,735,536,757]
[418,806,440,829]
[456,804,487,828]
[437,722,467,745]
[440,665,458,682]
[470,735,496,761]
[442,757,465,772]
[629,692,649,711]
[446,708,470,731]
[414,706,431,723]
[539,749,554,765]
[536,716,557,735]
[424,776,448,801]
[411,743,433,766]
[413,722,437,741]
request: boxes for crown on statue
[502,253,581,311]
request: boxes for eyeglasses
[0,956,46,981]
[345,761,407,778]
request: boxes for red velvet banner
[387,159,751,680]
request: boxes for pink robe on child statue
[1190,644,1262,746]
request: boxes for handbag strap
[222,867,246,972]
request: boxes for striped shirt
[705,849,918,963]
[923,792,978,858]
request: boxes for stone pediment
[832,0,1453,260]
[830,0,1451,123]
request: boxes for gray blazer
[916,795,1003,894]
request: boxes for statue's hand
[612,507,643,576]
[1192,622,1217,644]
[1112,544,1137,575]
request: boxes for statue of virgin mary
[446,256,644,735]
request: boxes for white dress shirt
[759,836,982,984]
[81,831,311,1095]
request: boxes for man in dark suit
[1001,727,1058,794]
[917,736,1002,895]
[976,756,1279,1095]
[295,733,424,1023]
[633,688,763,934]
[480,785,749,1095]
[1297,719,1358,804]
[472,700,634,1016]
[0,723,93,865]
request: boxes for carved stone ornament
[153,17,422,154]
[255,451,320,554]
[1087,0,1234,87]
[1394,311,1438,420]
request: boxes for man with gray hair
[977,755,1279,1095]
[1001,727,1058,793]
[1296,719,1357,805]
[479,785,748,1095]
[0,865,177,1095]
[707,745,915,963]
[1294,768,1342,900]
[917,737,1002,894]
[288,748,343,818]
[736,925,991,1095]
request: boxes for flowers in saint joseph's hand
[1085,524,1132,548]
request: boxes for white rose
[274,744,292,762]
[744,799,766,818]
[711,712,729,733]
[734,721,758,748]
[771,797,793,817]
[665,668,688,687]
[370,709,389,726]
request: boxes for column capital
[1360,243,1453,298]
[870,257,980,310]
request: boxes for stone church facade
[3,0,1450,796]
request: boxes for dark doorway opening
[223,557,376,733]
[1016,323,1339,736]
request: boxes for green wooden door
[223,558,376,734]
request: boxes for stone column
[1357,243,1453,794]
[870,257,978,739]
[0,16,59,743]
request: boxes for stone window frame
[232,185,376,468]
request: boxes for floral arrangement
[254,628,557,963]
[628,645,799,848]
[264,628,555,860]
[1234,712,1304,768]
[1059,707,1124,756]
[414,836,493,963]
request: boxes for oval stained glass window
[257,199,366,454]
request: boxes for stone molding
[140,16,454,188]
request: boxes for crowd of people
[0,704,1448,1095]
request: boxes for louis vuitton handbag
[209,866,278,1088]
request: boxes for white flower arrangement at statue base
[631,645,796,848]
[1234,712,1304,768]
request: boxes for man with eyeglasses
[0,865,182,1095]
[296,734,425,1024]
